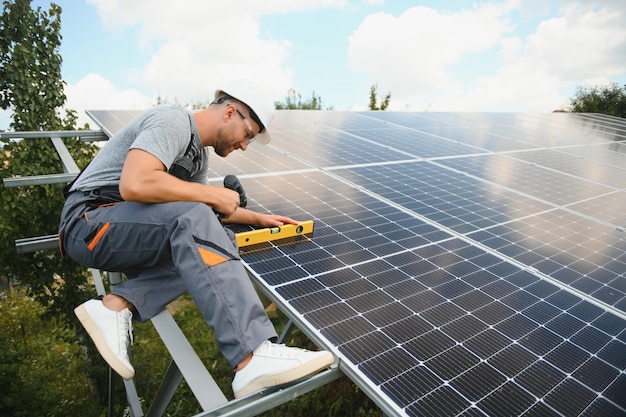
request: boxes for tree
[1,0,66,131]
[275,88,332,110]
[0,2,104,414]
[569,82,626,118]
[0,0,97,317]
[368,83,391,111]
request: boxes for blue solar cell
[449,362,506,402]
[360,347,420,385]
[407,385,471,417]
[545,378,598,416]
[544,342,591,373]
[477,381,536,416]
[516,360,566,397]
[604,374,626,409]
[572,356,620,392]
[570,326,613,354]
[382,365,442,407]
[519,327,563,356]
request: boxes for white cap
[214,84,275,144]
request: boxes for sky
[2,0,626,129]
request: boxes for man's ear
[223,104,236,121]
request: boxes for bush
[570,82,626,118]
[0,293,100,417]
[0,290,382,417]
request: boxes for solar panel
[87,109,141,137]
[88,109,626,417]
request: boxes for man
[59,85,333,399]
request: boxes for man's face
[213,105,258,157]
[213,126,242,157]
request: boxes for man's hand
[211,187,241,217]
[221,208,299,227]
[256,214,299,228]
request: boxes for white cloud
[348,1,626,112]
[499,36,523,62]
[465,2,626,112]
[55,0,626,121]
[140,16,292,104]
[348,3,516,110]
[87,0,349,38]
[64,74,153,128]
[361,0,384,6]
[81,0,349,107]
[63,1,352,128]
[524,5,626,82]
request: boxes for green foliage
[0,293,100,417]
[0,0,99,319]
[275,89,332,110]
[0,125,98,322]
[0,0,67,131]
[1,290,383,417]
[368,83,391,111]
[569,82,626,118]
[0,1,110,414]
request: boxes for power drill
[216,174,247,220]
[223,174,247,208]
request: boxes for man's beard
[213,128,233,157]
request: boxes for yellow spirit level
[236,220,314,247]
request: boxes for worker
[59,84,333,399]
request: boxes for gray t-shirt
[71,105,208,192]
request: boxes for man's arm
[119,148,240,216]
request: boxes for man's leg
[67,200,275,358]
[67,199,333,395]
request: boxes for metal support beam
[151,310,229,411]
[15,235,60,253]
[0,130,108,140]
[1,129,107,187]
[50,136,80,174]
[3,172,77,188]
[190,366,342,417]
[145,362,183,417]
[277,320,296,344]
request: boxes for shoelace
[117,310,134,352]
[266,342,309,358]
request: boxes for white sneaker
[232,341,334,398]
[74,299,135,380]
